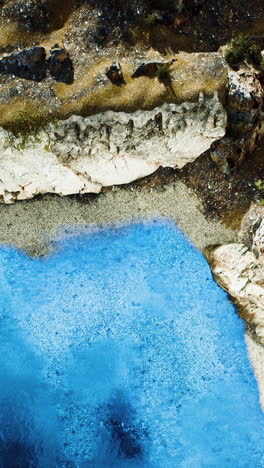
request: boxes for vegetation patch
[145,14,158,27]
[225,35,264,70]
[3,107,56,150]
[255,179,264,205]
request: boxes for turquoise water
[0,219,263,467]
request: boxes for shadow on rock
[48,46,74,85]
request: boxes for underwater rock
[104,393,144,460]
[0,47,47,82]
[207,203,264,343]
[48,46,74,84]
[110,419,142,458]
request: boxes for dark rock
[132,61,160,78]
[155,11,175,25]
[92,24,112,47]
[149,0,182,11]
[0,47,47,81]
[106,62,125,85]
[131,60,175,79]
[48,47,74,84]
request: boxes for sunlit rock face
[0,93,226,203]
[208,204,264,343]
[0,220,263,467]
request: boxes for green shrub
[145,13,158,26]
[255,179,264,205]
[225,35,263,70]
[4,111,55,150]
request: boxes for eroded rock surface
[207,204,264,343]
[0,93,226,203]
[210,66,263,174]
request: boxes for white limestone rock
[50,93,226,170]
[0,92,226,203]
[228,67,263,113]
[208,204,264,343]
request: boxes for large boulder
[207,204,264,343]
[131,60,175,78]
[48,46,74,84]
[0,93,226,203]
[0,47,47,81]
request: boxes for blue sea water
[0,219,263,467]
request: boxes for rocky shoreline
[0,0,264,411]
[207,203,264,343]
[206,204,264,408]
[0,57,262,204]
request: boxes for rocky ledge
[207,204,264,343]
[0,93,226,203]
[0,55,263,204]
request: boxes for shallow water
[0,219,263,467]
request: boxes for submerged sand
[0,181,236,256]
[1,179,263,409]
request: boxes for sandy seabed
[1,179,263,410]
[0,181,236,255]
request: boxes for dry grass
[130,24,195,54]
[0,52,228,130]
[0,97,50,129]
[56,52,228,116]
[169,53,227,102]
[55,59,169,115]
[0,22,42,49]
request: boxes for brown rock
[106,62,125,85]
[48,46,74,84]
